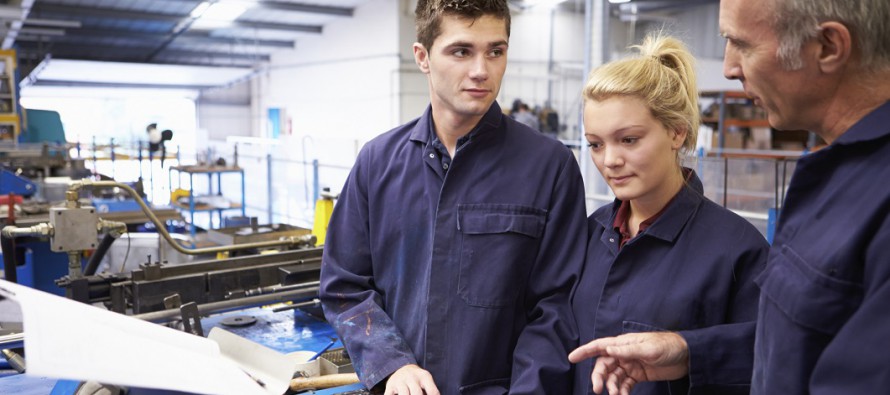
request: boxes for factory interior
[0,0,824,394]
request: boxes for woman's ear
[671,126,688,151]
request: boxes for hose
[69,180,313,255]
[83,233,116,276]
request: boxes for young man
[319,1,586,394]
[720,0,890,393]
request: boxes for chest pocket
[756,244,864,335]
[457,204,546,308]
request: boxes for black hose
[83,234,116,276]
[1,235,16,283]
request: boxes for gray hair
[772,0,890,72]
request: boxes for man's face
[720,0,820,131]
[414,14,508,125]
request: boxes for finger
[612,364,630,393]
[570,342,608,362]
[420,375,440,395]
[611,366,629,395]
[569,347,595,362]
[606,341,653,362]
[606,370,621,395]
[591,365,604,394]
[395,382,409,395]
[591,356,614,394]
[407,379,423,395]
[620,376,636,395]
[384,383,395,395]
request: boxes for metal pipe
[0,333,24,350]
[98,219,127,237]
[1,349,25,373]
[1,223,52,238]
[67,252,82,279]
[132,285,319,323]
[67,180,312,255]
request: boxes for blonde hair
[583,34,699,153]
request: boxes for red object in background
[3,193,21,223]
[0,194,23,205]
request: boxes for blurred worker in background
[720,0,890,393]
[568,34,768,395]
[320,0,587,394]
[514,102,540,131]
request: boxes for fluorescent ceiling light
[189,0,255,30]
[609,0,632,3]
[202,1,249,22]
[190,2,211,18]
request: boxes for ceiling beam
[229,20,322,33]
[254,1,353,17]
[36,27,296,48]
[174,34,295,48]
[158,49,271,62]
[31,3,183,23]
[17,50,260,68]
[27,79,221,90]
[16,42,271,62]
[31,3,337,31]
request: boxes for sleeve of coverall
[679,226,768,394]
[509,151,587,394]
[319,148,417,390]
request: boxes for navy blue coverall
[752,101,890,394]
[320,102,587,394]
[572,171,768,394]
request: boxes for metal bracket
[180,302,204,337]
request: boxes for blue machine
[90,198,143,214]
[20,109,66,144]
[0,169,36,197]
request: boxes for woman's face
[583,95,686,205]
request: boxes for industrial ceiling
[0,0,713,89]
[1,0,370,76]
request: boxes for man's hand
[384,364,440,395]
[567,332,689,395]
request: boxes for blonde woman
[568,35,768,395]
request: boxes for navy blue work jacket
[572,171,768,395]
[320,102,587,394]
[752,101,890,394]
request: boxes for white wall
[197,79,252,142]
[257,0,401,168]
[502,6,589,140]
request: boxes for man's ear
[414,42,430,74]
[815,21,852,74]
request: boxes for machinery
[2,179,318,312]
[0,178,369,394]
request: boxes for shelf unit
[701,90,822,152]
[168,165,246,240]
[0,49,19,141]
[700,90,769,153]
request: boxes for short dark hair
[415,0,511,52]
